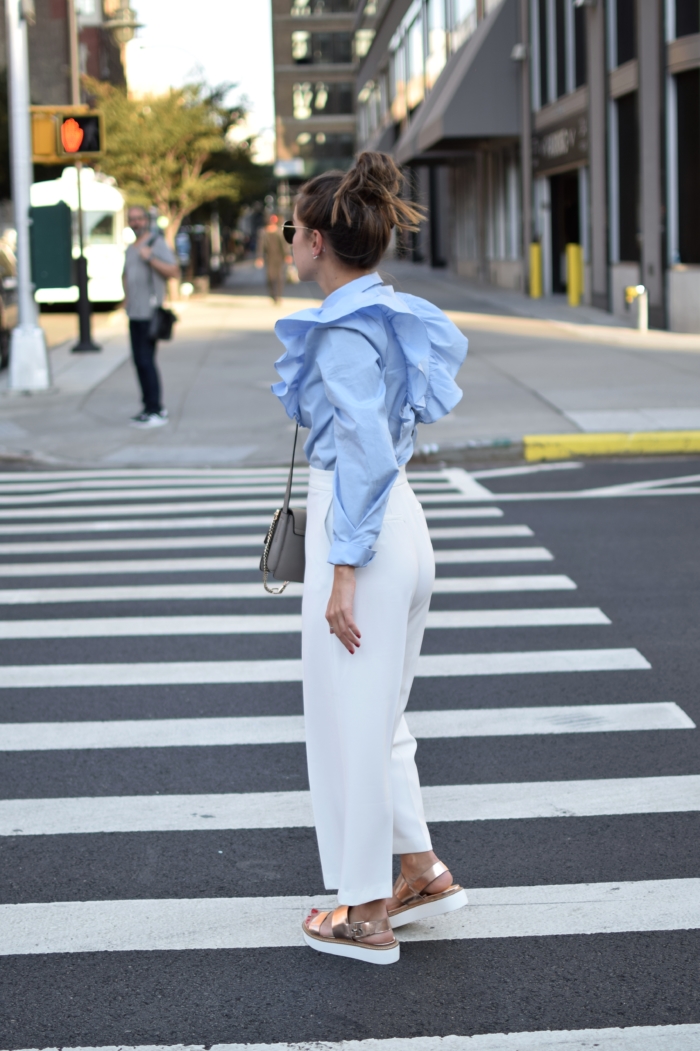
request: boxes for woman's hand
[325,565,361,654]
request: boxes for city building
[0,0,127,108]
[355,0,700,331]
[272,0,371,182]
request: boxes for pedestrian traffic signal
[58,114,103,157]
[30,107,105,163]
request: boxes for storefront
[531,112,589,298]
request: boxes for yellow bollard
[529,242,542,299]
[566,243,582,306]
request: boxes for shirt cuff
[327,540,376,567]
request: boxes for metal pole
[67,2,100,353]
[67,0,81,105]
[519,0,532,294]
[73,161,100,351]
[6,0,50,390]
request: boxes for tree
[85,79,249,247]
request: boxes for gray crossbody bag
[260,424,306,593]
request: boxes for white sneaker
[131,411,168,429]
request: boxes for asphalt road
[0,457,699,1050]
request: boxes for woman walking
[272,152,468,965]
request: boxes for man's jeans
[129,319,162,414]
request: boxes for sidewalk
[0,261,698,467]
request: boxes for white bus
[30,166,127,305]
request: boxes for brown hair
[296,151,424,270]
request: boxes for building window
[617,91,639,261]
[355,29,376,58]
[676,69,700,263]
[406,13,425,111]
[451,0,477,51]
[675,0,700,36]
[291,0,354,13]
[292,31,353,64]
[538,0,549,104]
[293,80,353,118]
[293,82,314,118]
[426,0,448,88]
[555,0,566,97]
[296,130,355,160]
[574,4,586,87]
[616,0,636,65]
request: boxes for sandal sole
[302,929,400,965]
[389,886,469,928]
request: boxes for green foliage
[85,78,260,245]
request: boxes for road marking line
[0,608,609,638]
[6,1025,700,1050]
[0,499,288,520]
[0,515,278,535]
[0,650,649,687]
[0,498,513,522]
[0,576,577,604]
[0,485,313,507]
[0,549,553,577]
[2,775,697,835]
[1,703,691,751]
[0,507,505,536]
[1,878,699,954]
[0,525,532,555]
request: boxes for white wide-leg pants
[302,465,435,905]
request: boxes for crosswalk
[0,464,695,1049]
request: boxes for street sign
[30,106,104,164]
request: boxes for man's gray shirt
[124,236,177,320]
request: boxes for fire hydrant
[625,284,648,332]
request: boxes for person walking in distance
[272,152,469,965]
[123,206,180,428]
[256,213,290,303]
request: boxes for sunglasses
[283,219,313,245]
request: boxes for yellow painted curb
[523,431,700,462]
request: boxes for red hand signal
[61,118,84,153]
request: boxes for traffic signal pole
[6,0,50,391]
[72,161,100,352]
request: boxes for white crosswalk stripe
[0,704,691,751]
[8,1027,700,1050]
[0,548,553,576]
[0,608,610,638]
[4,776,698,835]
[0,465,690,1046]
[2,878,699,954]
[0,576,577,604]
[0,524,531,555]
[0,649,650,687]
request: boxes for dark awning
[394,0,521,165]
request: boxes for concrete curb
[524,431,700,462]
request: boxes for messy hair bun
[296,151,424,270]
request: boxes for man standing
[123,206,180,428]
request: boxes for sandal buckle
[350,922,366,938]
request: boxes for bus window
[73,211,117,246]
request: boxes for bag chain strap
[261,423,299,595]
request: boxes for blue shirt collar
[321,272,384,311]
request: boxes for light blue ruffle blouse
[272,272,468,567]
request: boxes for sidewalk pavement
[0,259,698,468]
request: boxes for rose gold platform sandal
[388,861,468,929]
[302,905,400,965]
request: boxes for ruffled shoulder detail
[272,276,468,423]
